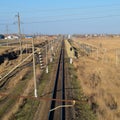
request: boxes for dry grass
[73,36,120,65]
[1,67,34,120]
[73,36,120,120]
[0,47,12,54]
[65,39,75,58]
[0,54,32,78]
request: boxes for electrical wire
[23,14,120,24]
[0,92,86,104]
[1,14,120,26]
[1,4,120,14]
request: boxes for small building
[5,35,19,40]
[25,35,33,39]
[0,34,5,39]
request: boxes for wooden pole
[46,45,48,73]
[116,49,118,66]
[32,37,38,97]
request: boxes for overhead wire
[0,92,86,105]
[0,3,120,16]
[0,4,120,33]
[0,3,120,25]
[0,14,120,26]
[1,3,120,13]
[23,14,120,24]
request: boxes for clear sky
[0,0,120,34]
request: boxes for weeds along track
[0,40,61,120]
[0,40,49,90]
[0,60,33,89]
[8,39,62,120]
[48,40,65,120]
[0,67,33,119]
[0,54,33,119]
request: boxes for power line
[0,23,13,26]
[23,14,120,24]
[0,92,86,104]
[15,12,22,60]
[0,4,120,23]
[1,10,120,21]
[31,4,120,12]
[0,4,120,14]
[0,14,120,26]
[21,10,120,20]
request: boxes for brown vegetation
[73,36,120,120]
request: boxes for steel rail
[61,40,65,120]
[48,40,65,120]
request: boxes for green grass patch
[0,69,33,119]
[8,49,65,119]
[68,64,97,120]
[12,63,53,120]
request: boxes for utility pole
[46,44,48,73]
[6,25,8,46]
[116,49,119,66]
[16,12,22,60]
[50,41,53,62]
[32,36,38,97]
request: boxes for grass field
[73,36,120,65]
[72,36,120,120]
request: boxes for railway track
[0,60,33,89]
[48,40,65,120]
